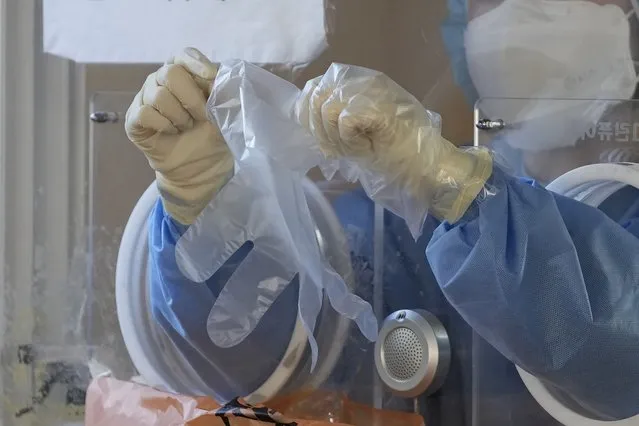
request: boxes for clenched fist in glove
[295,64,492,224]
[125,47,233,225]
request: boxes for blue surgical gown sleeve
[427,165,639,420]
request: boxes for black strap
[214,397,298,426]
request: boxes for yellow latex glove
[295,63,492,224]
[125,47,233,225]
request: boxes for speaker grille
[382,327,424,381]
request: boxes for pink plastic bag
[85,377,425,426]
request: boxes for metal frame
[0,0,6,416]
[0,0,86,424]
[1,2,38,421]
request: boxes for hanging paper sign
[44,0,327,64]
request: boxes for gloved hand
[295,63,492,223]
[125,47,233,225]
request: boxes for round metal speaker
[374,309,450,398]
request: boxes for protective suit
[125,0,639,420]
[437,0,639,420]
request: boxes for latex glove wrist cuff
[357,140,493,232]
[427,146,493,223]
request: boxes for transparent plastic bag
[175,61,378,369]
[175,60,493,372]
[294,63,492,234]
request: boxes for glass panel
[13,0,639,424]
[475,98,639,184]
[87,91,155,378]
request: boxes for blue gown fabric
[429,167,639,420]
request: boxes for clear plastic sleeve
[294,63,493,236]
